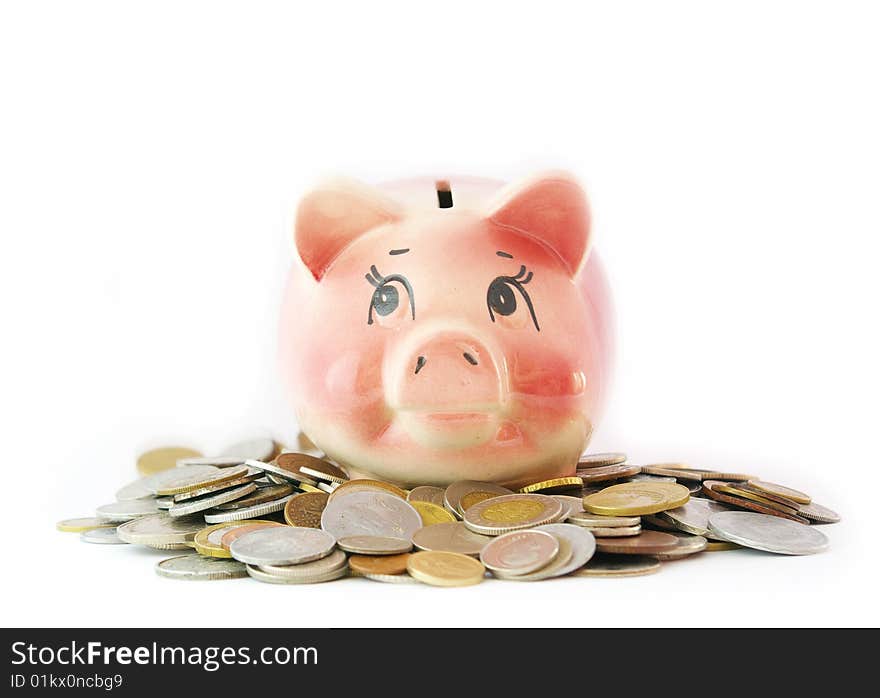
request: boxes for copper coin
[653,533,708,560]
[734,482,801,508]
[702,480,809,524]
[298,459,348,485]
[219,521,285,550]
[641,514,679,531]
[577,464,642,483]
[712,483,800,515]
[594,530,680,555]
[574,553,660,577]
[641,465,705,481]
[747,479,811,505]
[578,453,627,468]
[349,553,411,576]
[283,491,329,527]
[797,501,841,524]
[210,483,295,511]
[269,453,328,483]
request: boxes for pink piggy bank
[280,172,613,488]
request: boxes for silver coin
[167,483,257,518]
[114,478,154,501]
[362,572,420,584]
[155,554,247,580]
[653,533,708,560]
[221,438,276,461]
[708,511,829,555]
[317,481,338,494]
[480,529,560,575]
[203,494,296,523]
[80,527,127,545]
[533,523,597,576]
[320,490,421,541]
[797,501,841,524]
[491,536,574,582]
[144,465,222,495]
[244,458,308,483]
[661,498,731,536]
[230,527,336,566]
[116,513,206,546]
[337,536,413,555]
[553,495,585,518]
[155,497,174,510]
[563,510,641,528]
[246,563,348,585]
[95,499,161,523]
[411,522,492,556]
[407,486,446,508]
[627,473,677,484]
[258,549,348,578]
[177,456,246,468]
[580,524,642,537]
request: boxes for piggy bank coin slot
[436,179,453,208]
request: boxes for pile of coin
[57,441,840,585]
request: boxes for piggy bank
[280,172,613,488]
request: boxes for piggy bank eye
[371,284,399,316]
[487,278,517,316]
[487,266,540,331]
[366,265,415,325]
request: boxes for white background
[2,1,878,627]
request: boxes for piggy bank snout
[385,328,507,414]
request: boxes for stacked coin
[58,444,840,584]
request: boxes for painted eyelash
[365,265,384,287]
[510,265,534,285]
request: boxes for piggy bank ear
[486,172,591,276]
[295,178,402,281]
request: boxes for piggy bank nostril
[463,352,478,366]
[414,355,427,375]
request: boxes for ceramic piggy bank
[280,172,613,488]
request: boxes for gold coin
[410,500,456,526]
[193,520,277,558]
[747,479,811,505]
[349,553,411,576]
[463,494,563,535]
[298,483,323,494]
[154,465,251,496]
[284,491,329,527]
[583,482,690,516]
[56,517,116,533]
[578,452,627,468]
[705,540,741,552]
[329,479,408,501]
[406,551,485,587]
[458,491,503,513]
[136,447,202,476]
[518,476,583,494]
